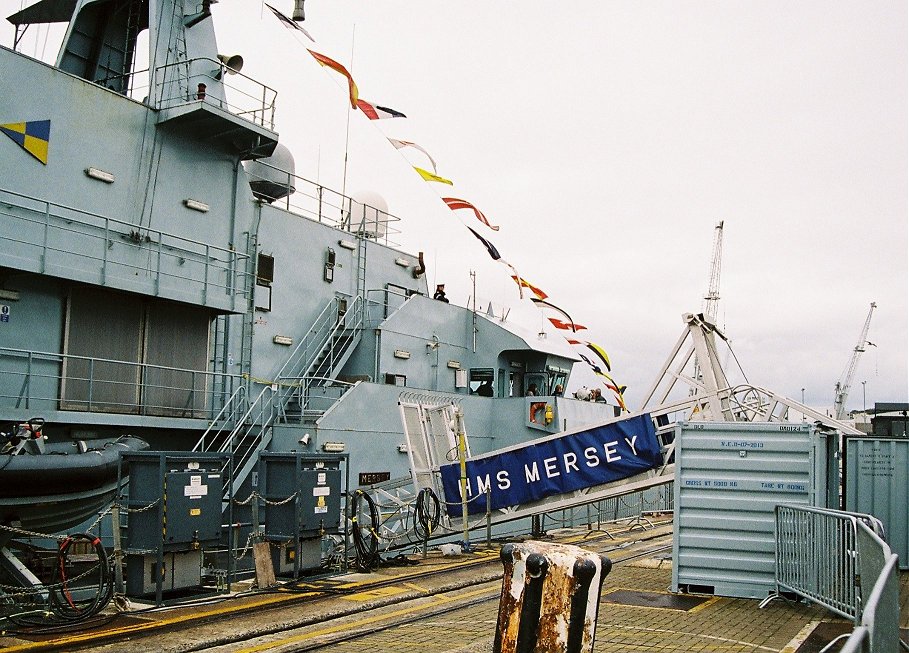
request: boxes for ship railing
[274,377,356,423]
[244,160,403,248]
[0,187,253,309]
[149,58,278,129]
[363,287,421,327]
[0,345,245,419]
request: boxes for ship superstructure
[0,0,618,499]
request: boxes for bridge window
[469,369,494,396]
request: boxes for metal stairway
[193,294,365,499]
[278,296,364,424]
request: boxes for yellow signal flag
[414,166,453,185]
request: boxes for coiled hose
[50,533,114,622]
[413,487,440,541]
[349,490,381,571]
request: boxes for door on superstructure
[61,286,211,416]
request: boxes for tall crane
[833,302,877,420]
[704,220,724,322]
[691,221,724,396]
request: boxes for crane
[833,301,877,420]
[690,221,724,397]
[704,220,724,322]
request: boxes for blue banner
[439,413,662,514]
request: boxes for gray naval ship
[0,0,624,538]
[2,6,904,652]
[1,3,629,457]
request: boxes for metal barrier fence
[769,504,888,624]
[818,521,905,653]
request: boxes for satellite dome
[245,143,296,203]
[345,190,389,239]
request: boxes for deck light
[338,239,356,250]
[273,335,293,346]
[322,442,345,453]
[183,199,210,212]
[394,257,409,267]
[447,360,461,369]
[85,167,114,183]
[393,349,411,359]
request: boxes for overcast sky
[7,1,906,413]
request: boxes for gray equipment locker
[258,452,347,576]
[672,422,832,599]
[120,452,228,599]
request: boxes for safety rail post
[486,487,492,547]
[494,541,611,653]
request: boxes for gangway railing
[367,380,865,553]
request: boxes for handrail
[244,161,403,248]
[192,383,249,453]
[0,187,249,267]
[151,57,277,129]
[1,345,243,418]
[194,383,277,478]
[275,296,363,419]
[0,187,251,306]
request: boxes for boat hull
[0,435,149,535]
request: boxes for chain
[122,498,161,513]
[233,532,254,560]
[0,560,106,597]
[0,498,160,544]
[0,522,69,542]
[233,491,297,507]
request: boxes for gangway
[354,312,862,555]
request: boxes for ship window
[257,253,274,286]
[384,373,406,386]
[469,369,494,396]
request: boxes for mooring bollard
[493,541,612,653]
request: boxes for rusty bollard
[493,541,612,653]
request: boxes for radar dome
[345,190,389,239]
[245,143,296,203]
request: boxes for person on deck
[526,383,538,396]
[433,284,449,302]
[477,380,494,397]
